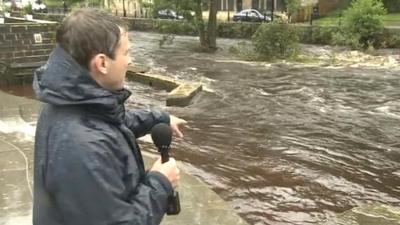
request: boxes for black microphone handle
[161,150,169,163]
[159,147,181,215]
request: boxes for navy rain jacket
[32,45,173,225]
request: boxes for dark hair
[56,8,128,69]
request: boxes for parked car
[32,2,47,13]
[155,9,183,20]
[233,9,271,22]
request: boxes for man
[32,8,185,225]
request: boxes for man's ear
[90,54,108,75]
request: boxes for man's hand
[170,115,187,138]
[151,157,180,188]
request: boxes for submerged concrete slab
[128,65,150,74]
[126,68,181,91]
[167,83,202,107]
[0,90,248,225]
[126,67,202,107]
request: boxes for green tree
[252,23,299,60]
[206,0,217,49]
[341,0,387,48]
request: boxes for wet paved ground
[0,89,248,225]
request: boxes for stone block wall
[0,22,57,64]
[0,19,58,84]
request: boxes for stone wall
[0,18,57,84]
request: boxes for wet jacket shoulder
[32,45,172,225]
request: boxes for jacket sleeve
[124,108,170,138]
[46,133,173,225]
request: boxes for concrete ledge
[126,66,202,107]
[127,67,181,91]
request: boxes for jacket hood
[33,45,131,123]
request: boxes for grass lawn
[312,13,400,27]
[43,0,62,8]
[383,13,400,26]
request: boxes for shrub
[23,3,33,15]
[251,22,299,60]
[310,26,341,45]
[332,32,363,49]
[341,0,387,49]
[3,4,12,13]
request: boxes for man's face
[105,31,131,91]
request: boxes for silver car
[233,9,271,22]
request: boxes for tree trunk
[195,0,207,48]
[122,0,127,17]
[207,0,217,50]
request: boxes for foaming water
[127,32,400,224]
[0,88,39,140]
[1,214,32,225]
[0,119,36,141]
[1,32,399,225]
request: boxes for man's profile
[33,8,185,225]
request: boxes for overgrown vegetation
[230,23,300,61]
[335,0,387,49]
[23,4,33,15]
[218,22,260,39]
[252,23,299,60]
